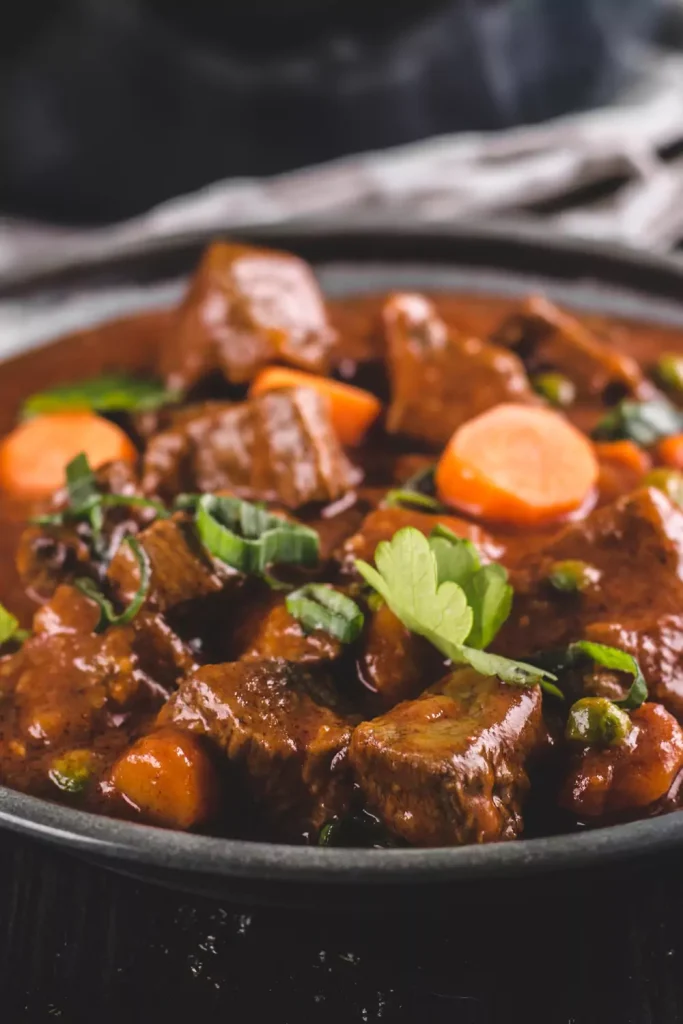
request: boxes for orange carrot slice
[435,403,599,527]
[594,440,651,477]
[250,366,381,446]
[0,412,137,499]
[657,434,683,471]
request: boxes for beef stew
[2,239,683,851]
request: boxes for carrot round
[657,434,683,471]
[0,413,136,498]
[111,727,219,830]
[594,440,651,477]
[435,403,599,527]
[250,367,381,446]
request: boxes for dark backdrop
[0,0,662,223]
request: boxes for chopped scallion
[286,584,364,643]
[75,537,150,632]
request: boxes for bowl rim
[3,218,683,886]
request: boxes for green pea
[566,697,633,747]
[653,352,683,393]
[48,749,97,794]
[643,468,683,507]
[547,560,600,594]
[532,372,577,409]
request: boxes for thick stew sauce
[2,240,683,848]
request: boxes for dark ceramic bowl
[2,223,683,908]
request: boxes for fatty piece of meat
[160,659,353,832]
[107,514,234,615]
[497,487,683,719]
[349,669,544,846]
[338,505,504,575]
[160,242,336,391]
[491,295,650,400]
[383,293,537,447]
[143,387,360,509]
[561,703,683,820]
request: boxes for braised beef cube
[233,594,342,664]
[497,487,683,719]
[132,612,198,690]
[0,624,161,753]
[160,659,353,832]
[107,515,233,615]
[492,295,650,401]
[160,242,336,391]
[338,506,504,575]
[383,293,536,447]
[561,703,683,820]
[358,604,444,710]
[349,669,544,846]
[143,387,360,509]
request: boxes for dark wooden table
[2,830,683,1023]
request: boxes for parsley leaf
[356,526,558,694]
[0,604,29,646]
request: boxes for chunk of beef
[561,703,683,820]
[143,387,360,508]
[160,659,353,833]
[160,242,336,391]
[349,669,544,846]
[497,487,683,718]
[491,295,650,401]
[107,515,234,615]
[383,293,536,447]
[338,506,504,575]
[357,604,445,711]
[233,593,342,664]
[0,621,162,756]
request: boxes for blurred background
[1,0,683,267]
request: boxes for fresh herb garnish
[592,398,683,446]
[355,527,559,695]
[535,640,647,710]
[286,584,364,643]
[196,495,319,574]
[48,749,97,794]
[75,537,150,632]
[565,697,633,747]
[22,374,180,418]
[384,464,445,512]
[547,559,601,594]
[0,604,29,646]
[32,453,169,540]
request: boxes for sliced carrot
[0,412,136,499]
[435,403,599,527]
[250,366,381,447]
[111,727,219,830]
[594,440,651,477]
[657,434,683,471]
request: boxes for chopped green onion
[318,822,338,846]
[196,495,319,574]
[653,353,683,394]
[532,372,576,409]
[0,603,29,646]
[643,468,683,507]
[22,374,180,418]
[98,494,170,518]
[384,490,444,512]
[566,697,633,747]
[48,749,97,794]
[286,584,364,643]
[75,537,150,632]
[547,560,601,594]
[592,398,683,446]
